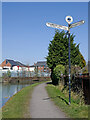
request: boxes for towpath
[30,82,67,118]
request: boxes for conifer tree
[46,30,86,85]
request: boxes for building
[0,59,28,71]
[0,59,51,77]
[35,61,50,73]
[29,65,35,72]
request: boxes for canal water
[0,82,31,108]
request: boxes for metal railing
[0,70,51,78]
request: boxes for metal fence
[0,70,51,77]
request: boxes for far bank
[0,77,51,83]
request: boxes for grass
[89,105,90,120]
[0,109,2,119]
[2,82,44,118]
[46,83,88,119]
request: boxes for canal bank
[1,77,49,108]
[1,82,30,108]
[2,81,44,118]
[1,77,50,83]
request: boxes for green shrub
[52,64,65,85]
[7,70,11,77]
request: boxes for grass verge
[2,82,43,118]
[46,84,88,119]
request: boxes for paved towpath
[30,82,67,118]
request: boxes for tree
[79,52,86,68]
[46,30,86,85]
[34,66,38,77]
[7,70,11,77]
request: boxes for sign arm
[46,22,68,31]
[70,20,85,28]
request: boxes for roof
[5,59,26,67]
[35,61,47,67]
[30,65,35,67]
[15,61,26,67]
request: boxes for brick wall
[0,59,11,68]
[38,66,44,72]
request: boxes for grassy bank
[2,82,43,118]
[46,84,88,119]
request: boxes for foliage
[46,30,86,84]
[52,65,65,85]
[82,68,88,74]
[82,67,88,74]
[79,52,86,68]
[7,70,11,77]
[3,70,11,78]
[65,65,81,76]
[34,67,38,77]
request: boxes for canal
[0,82,32,108]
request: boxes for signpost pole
[68,24,71,105]
[46,16,85,105]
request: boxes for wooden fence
[76,73,90,104]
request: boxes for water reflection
[1,82,30,108]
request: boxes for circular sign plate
[65,16,73,24]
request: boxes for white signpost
[46,16,85,105]
[69,20,85,28]
[46,22,68,31]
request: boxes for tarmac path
[30,82,67,118]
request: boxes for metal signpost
[46,16,85,105]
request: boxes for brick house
[35,61,51,73]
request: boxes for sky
[2,2,88,65]
[1,0,90,2]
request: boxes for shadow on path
[43,95,69,105]
[46,81,52,84]
[45,82,69,105]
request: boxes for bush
[7,70,11,77]
[65,65,81,76]
[52,64,65,85]
[3,70,11,78]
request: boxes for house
[35,61,51,73]
[0,59,27,71]
[29,65,35,72]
